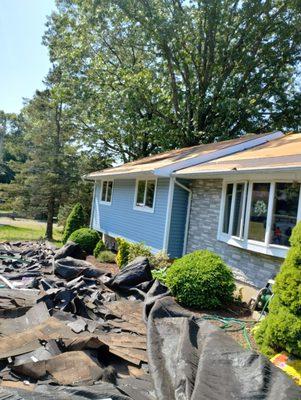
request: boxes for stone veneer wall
[186,179,282,288]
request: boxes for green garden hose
[200,315,255,349]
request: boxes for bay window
[219,180,301,257]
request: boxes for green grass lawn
[0,217,63,246]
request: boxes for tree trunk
[46,197,55,240]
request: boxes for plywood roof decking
[85,132,279,179]
[175,133,301,176]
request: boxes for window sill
[133,205,154,213]
[100,201,112,206]
[218,233,287,259]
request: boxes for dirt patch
[86,255,119,275]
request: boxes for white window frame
[100,180,114,205]
[218,177,301,259]
[133,178,157,213]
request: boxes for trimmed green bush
[62,203,85,244]
[116,238,130,268]
[68,228,99,254]
[93,240,106,258]
[254,221,301,357]
[165,250,235,309]
[98,250,116,264]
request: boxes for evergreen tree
[62,203,85,243]
[255,222,301,357]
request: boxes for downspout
[174,179,192,256]
[163,177,175,253]
[89,182,96,228]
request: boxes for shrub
[165,250,235,309]
[152,267,168,284]
[254,221,301,357]
[68,228,99,254]
[289,222,301,247]
[116,238,131,268]
[97,250,116,264]
[62,203,85,244]
[93,240,106,258]
[128,242,170,269]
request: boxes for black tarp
[147,296,301,400]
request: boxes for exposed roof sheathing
[175,133,301,176]
[85,132,281,179]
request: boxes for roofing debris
[0,241,155,399]
[0,241,299,399]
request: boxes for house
[85,131,301,288]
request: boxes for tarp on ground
[147,297,301,400]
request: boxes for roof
[85,131,283,180]
[174,133,301,177]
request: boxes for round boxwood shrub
[62,203,85,244]
[68,228,100,254]
[93,240,106,258]
[165,250,235,309]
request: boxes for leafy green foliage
[165,250,235,309]
[152,267,168,284]
[121,241,170,269]
[69,228,100,254]
[45,0,301,160]
[62,203,85,244]
[97,250,116,264]
[289,222,301,247]
[255,221,301,356]
[93,240,106,258]
[116,238,131,268]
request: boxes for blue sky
[0,0,55,113]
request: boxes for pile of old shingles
[0,241,156,399]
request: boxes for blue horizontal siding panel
[92,178,170,251]
[168,184,189,258]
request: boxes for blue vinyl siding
[92,178,169,251]
[167,184,189,258]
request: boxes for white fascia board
[154,131,284,177]
[174,165,301,179]
[83,171,156,181]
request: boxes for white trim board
[163,177,175,252]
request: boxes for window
[223,184,233,233]
[219,181,301,257]
[232,183,246,238]
[248,183,270,242]
[271,183,299,247]
[100,180,113,204]
[134,179,156,211]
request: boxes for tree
[44,0,301,161]
[254,222,301,357]
[62,203,85,243]
[0,112,27,185]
